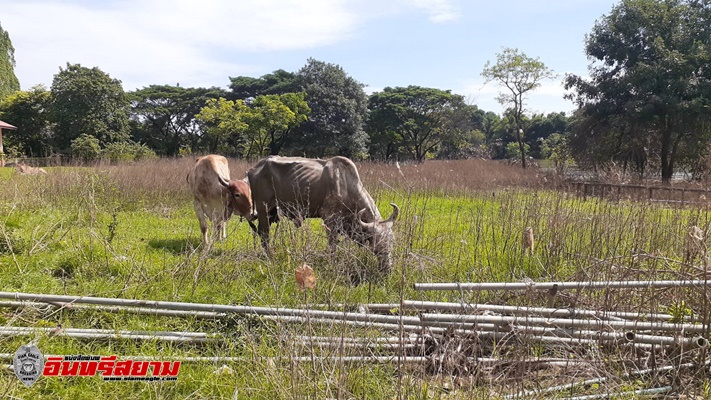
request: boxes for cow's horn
[218,175,230,188]
[381,203,399,225]
[358,208,376,230]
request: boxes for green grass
[1,160,710,398]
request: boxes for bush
[102,141,157,163]
[133,143,157,161]
[102,142,135,163]
[70,134,101,162]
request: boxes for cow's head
[218,175,253,219]
[358,203,399,272]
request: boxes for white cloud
[0,0,365,90]
[399,0,461,23]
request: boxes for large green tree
[367,86,471,162]
[565,0,711,182]
[49,63,130,150]
[0,85,52,156]
[228,69,299,100]
[526,112,571,159]
[240,92,310,156]
[195,98,249,155]
[291,59,369,158]
[482,48,556,168]
[129,85,226,156]
[196,92,310,157]
[0,22,20,99]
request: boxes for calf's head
[358,203,399,272]
[218,175,253,219]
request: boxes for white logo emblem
[13,344,44,387]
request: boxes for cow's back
[248,156,325,212]
[321,156,380,219]
[249,155,379,219]
[188,155,230,201]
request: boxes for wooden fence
[569,181,711,206]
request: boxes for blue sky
[0,0,619,115]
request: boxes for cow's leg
[218,208,231,240]
[256,202,272,256]
[194,200,209,244]
[215,219,226,240]
[208,207,224,242]
[323,217,340,253]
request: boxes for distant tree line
[2,0,710,183]
[0,53,570,164]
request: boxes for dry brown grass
[357,159,547,193]
[0,157,541,208]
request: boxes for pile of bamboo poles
[0,280,708,350]
[1,279,708,397]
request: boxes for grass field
[1,158,710,399]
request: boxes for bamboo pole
[372,300,679,322]
[565,386,672,400]
[296,341,420,350]
[624,332,708,348]
[413,279,711,291]
[292,335,422,344]
[420,313,707,333]
[504,362,699,399]
[0,327,216,343]
[259,314,445,334]
[0,291,422,326]
[0,326,211,337]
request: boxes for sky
[0,0,619,116]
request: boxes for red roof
[0,120,17,130]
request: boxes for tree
[526,112,571,158]
[195,98,249,155]
[196,92,310,157]
[291,59,369,158]
[437,104,491,159]
[240,92,310,156]
[129,85,226,156]
[228,69,299,100]
[49,64,130,150]
[565,0,711,183]
[482,48,556,168]
[367,86,471,162]
[70,134,101,162]
[0,85,52,156]
[0,22,20,99]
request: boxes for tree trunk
[660,128,673,185]
[516,126,527,169]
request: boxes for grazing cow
[187,155,253,244]
[247,155,399,273]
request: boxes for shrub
[70,134,101,162]
[102,141,158,163]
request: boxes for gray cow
[247,156,399,273]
